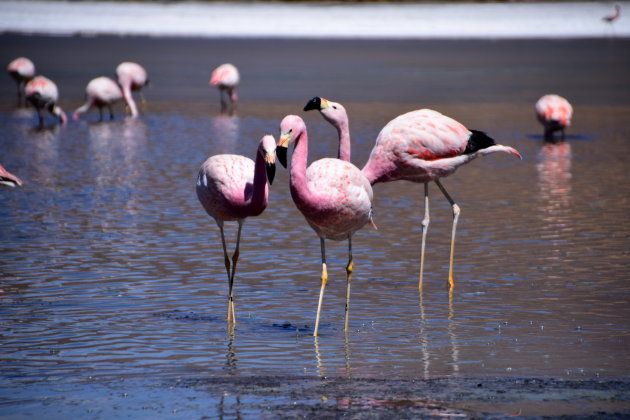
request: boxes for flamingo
[361,109,522,290]
[24,76,67,128]
[209,63,240,114]
[603,4,621,23]
[73,77,123,121]
[276,115,376,336]
[303,97,351,162]
[7,57,35,105]
[535,94,573,142]
[116,62,149,119]
[196,135,277,324]
[0,164,23,187]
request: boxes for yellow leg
[419,182,430,290]
[344,237,354,332]
[435,180,459,290]
[314,238,328,337]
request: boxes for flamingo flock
[7,54,578,336]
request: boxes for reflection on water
[210,115,240,154]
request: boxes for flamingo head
[277,115,306,168]
[259,134,277,185]
[304,97,348,129]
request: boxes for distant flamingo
[304,97,351,162]
[24,76,67,128]
[361,109,522,290]
[535,94,573,142]
[116,62,149,119]
[73,77,123,121]
[7,57,35,105]
[277,115,376,336]
[209,63,240,114]
[0,164,23,187]
[603,4,621,23]
[196,135,277,324]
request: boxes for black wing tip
[465,130,496,154]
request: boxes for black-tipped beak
[303,97,321,112]
[277,145,288,168]
[266,162,276,185]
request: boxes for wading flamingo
[116,62,149,119]
[196,135,277,324]
[209,63,239,114]
[535,94,573,142]
[24,76,67,128]
[361,109,522,290]
[603,4,621,23]
[7,57,35,105]
[304,97,351,162]
[0,164,23,187]
[277,115,376,336]
[73,77,123,121]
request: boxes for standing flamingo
[196,135,277,324]
[277,115,376,336]
[116,62,149,119]
[303,97,351,162]
[535,94,573,142]
[209,63,240,114]
[7,57,35,105]
[24,76,67,128]
[73,77,123,121]
[603,4,621,23]
[0,164,23,187]
[361,109,522,290]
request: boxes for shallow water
[1,36,629,407]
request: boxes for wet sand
[1,35,630,418]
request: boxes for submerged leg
[435,179,460,290]
[218,223,234,323]
[344,236,354,332]
[419,182,430,290]
[314,238,328,337]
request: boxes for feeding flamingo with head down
[24,75,67,128]
[209,63,240,114]
[0,164,23,188]
[361,109,522,290]
[196,135,277,324]
[276,114,376,337]
[116,61,149,119]
[7,57,35,105]
[73,76,123,121]
[603,4,621,23]
[535,94,573,142]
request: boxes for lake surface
[1,35,629,416]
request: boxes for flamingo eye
[332,105,337,109]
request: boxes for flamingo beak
[276,134,291,168]
[303,97,321,111]
[265,153,276,185]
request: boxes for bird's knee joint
[452,204,461,217]
[421,215,430,228]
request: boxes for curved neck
[336,119,351,162]
[249,148,269,215]
[290,129,318,208]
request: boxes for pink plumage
[116,61,149,119]
[277,114,375,336]
[24,75,67,127]
[361,108,521,289]
[304,97,352,162]
[196,135,277,324]
[73,76,123,121]
[0,164,23,187]
[7,57,35,103]
[209,63,240,114]
[535,94,573,141]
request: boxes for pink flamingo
[277,115,376,336]
[116,62,149,119]
[196,135,277,324]
[7,57,35,105]
[535,94,573,142]
[73,77,123,121]
[209,63,240,114]
[24,76,67,128]
[0,164,23,187]
[361,109,522,290]
[303,97,351,162]
[603,4,621,23]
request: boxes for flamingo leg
[344,236,354,332]
[218,223,234,323]
[419,182,430,290]
[108,105,114,120]
[227,220,244,323]
[435,179,460,290]
[314,238,328,337]
[220,89,227,114]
